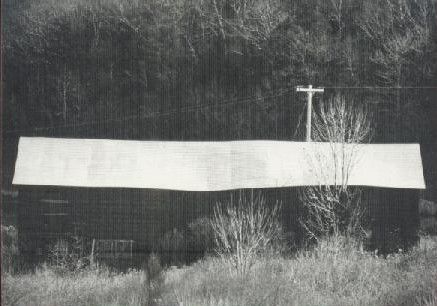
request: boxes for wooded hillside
[3,0,437,195]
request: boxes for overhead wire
[4,87,296,134]
[4,85,435,135]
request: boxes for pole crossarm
[296,86,324,93]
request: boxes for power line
[4,88,295,134]
[324,86,437,89]
[4,85,435,135]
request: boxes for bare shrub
[300,94,373,241]
[300,185,365,240]
[211,191,283,275]
[1,225,19,274]
[48,236,89,274]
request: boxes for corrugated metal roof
[12,137,425,191]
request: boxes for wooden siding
[16,186,419,263]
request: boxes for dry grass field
[2,236,437,306]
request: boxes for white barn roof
[12,137,425,191]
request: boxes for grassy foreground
[3,236,437,306]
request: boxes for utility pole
[296,85,324,141]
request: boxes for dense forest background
[2,0,437,197]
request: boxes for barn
[12,137,425,266]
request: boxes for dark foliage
[3,1,437,193]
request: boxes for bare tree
[191,0,286,51]
[359,0,432,86]
[300,95,373,241]
[359,0,434,137]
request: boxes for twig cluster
[211,192,283,275]
[301,94,373,241]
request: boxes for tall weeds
[3,236,437,305]
[163,236,437,306]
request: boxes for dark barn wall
[363,188,420,253]
[16,186,419,264]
